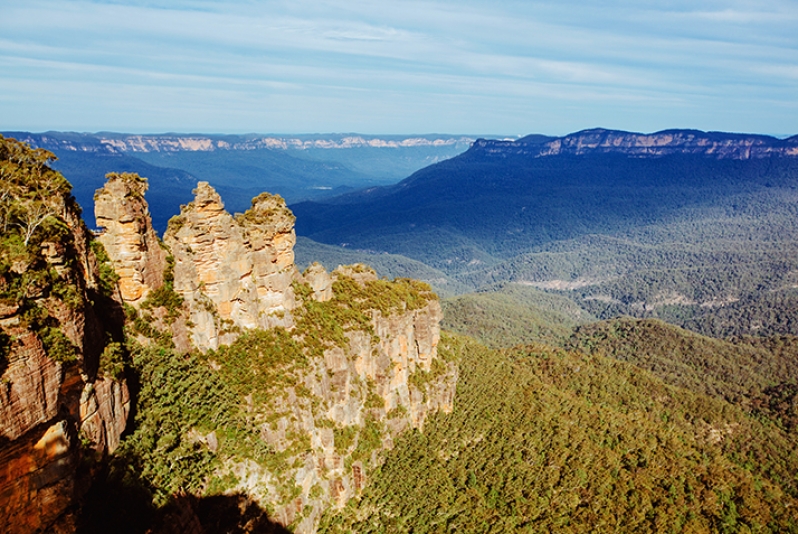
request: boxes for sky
[1,0,797,136]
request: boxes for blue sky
[1,0,796,135]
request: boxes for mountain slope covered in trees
[293,129,798,269]
[320,335,798,532]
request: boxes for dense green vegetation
[442,283,594,348]
[293,145,798,268]
[569,318,798,408]
[321,334,798,533]
[0,134,100,366]
[114,342,239,505]
[459,207,798,332]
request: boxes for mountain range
[290,128,798,339]
[293,128,798,267]
[1,131,475,232]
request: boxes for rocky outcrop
[164,183,298,351]
[0,420,78,534]
[133,180,456,532]
[216,266,456,534]
[0,291,131,534]
[475,128,798,160]
[94,172,167,306]
[0,331,60,442]
[92,181,455,532]
[302,263,333,302]
[0,137,130,534]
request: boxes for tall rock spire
[94,172,167,306]
[163,182,299,350]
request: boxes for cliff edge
[0,136,130,534]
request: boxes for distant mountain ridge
[291,126,798,336]
[1,131,475,153]
[0,131,478,233]
[293,127,798,266]
[476,128,798,159]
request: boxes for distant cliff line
[474,128,798,160]
[5,128,797,159]
[0,131,476,153]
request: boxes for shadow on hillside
[77,460,290,534]
[154,493,292,534]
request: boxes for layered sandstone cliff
[476,128,798,159]
[94,172,167,306]
[8,132,475,154]
[0,137,129,533]
[213,265,456,533]
[91,175,456,533]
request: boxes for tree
[0,135,71,246]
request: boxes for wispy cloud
[1,0,796,134]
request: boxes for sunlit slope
[321,334,798,532]
[441,283,595,347]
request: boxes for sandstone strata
[71,175,456,533]
[94,172,167,305]
[0,198,130,533]
[477,128,798,159]
[216,266,456,534]
[164,182,298,351]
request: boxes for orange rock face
[164,183,300,351]
[94,172,167,305]
[1,167,130,533]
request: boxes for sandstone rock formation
[131,183,455,532]
[164,182,298,350]
[302,262,333,302]
[0,137,130,534]
[94,172,167,306]
[216,266,456,534]
[20,168,456,534]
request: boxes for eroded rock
[164,183,299,350]
[1,143,130,533]
[94,172,167,305]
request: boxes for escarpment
[475,128,798,159]
[209,266,455,533]
[0,136,130,533]
[88,176,457,532]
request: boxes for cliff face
[213,266,456,534]
[4,132,475,153]
[475,128,798,159]
[163,182,298,351]
[0,136,130,533]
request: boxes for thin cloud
[0,0,796,134]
